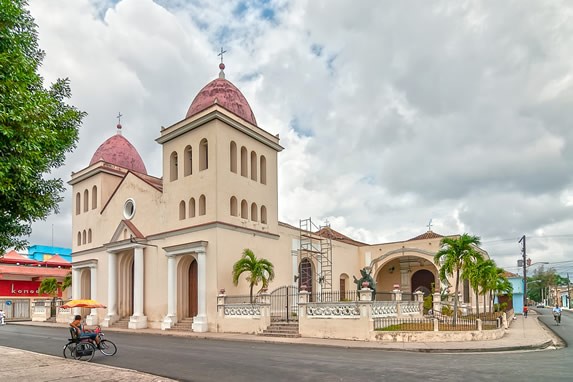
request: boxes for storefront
[0,250,71,321]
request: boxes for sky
[24,0,573,276]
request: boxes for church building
[69,61,488,332]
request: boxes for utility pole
[568,272,571,309]
[519,235,526,309]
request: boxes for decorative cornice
[156,108,283,152]
[163,241,208,257]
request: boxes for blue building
[27,245,72,263]
[507,273,524,315]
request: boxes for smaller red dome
[89,134,147,174]
[186,78,257,126]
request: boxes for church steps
[259,322,300,338]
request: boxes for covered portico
[161,241,208,332]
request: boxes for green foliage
[232,248,275,303]
[494,302,508,312]
[38,277,59,298]
[0,0,86,251]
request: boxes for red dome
[186,78,257,126]
[89,134,147,174]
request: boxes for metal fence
[374,317,434,331]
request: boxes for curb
[7,320,556,354]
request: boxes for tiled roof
[1,250,39,265]
[315,226,366,246]
[0,265,70,277]
[407,231,444,241]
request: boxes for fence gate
[269,286,299,322]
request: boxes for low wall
[298,302,372,340]
[372,327,505,342]
[216,294,271,334]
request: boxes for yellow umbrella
[61,299,107,309]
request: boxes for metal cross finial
[427,218,433,231]
[218,47,227,63]
[116,112,123,124]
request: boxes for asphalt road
[0,312,570,382]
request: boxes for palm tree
[434,233,483,325]
[232,249,275,303]
[38,277,60,317]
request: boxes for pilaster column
[71,268,81,316]
[129,246,147,329]
[86,266,98,325]
[192,249,208,332]
[161,255,177,330]
[102,252,118,327]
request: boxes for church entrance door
[188,259,198,317]
[411,269,435,296]
[270,286,298,322]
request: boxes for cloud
[25,0,573,275]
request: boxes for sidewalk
[0,311,561,381]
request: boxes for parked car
[536,303,545,308]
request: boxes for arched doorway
[411,269,435,296]
[117,252,134,319]
[79,269,91,318]
[177,255,198,319]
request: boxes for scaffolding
[299,217,333,295]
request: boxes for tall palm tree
[232,248,275,303]
[434,233,483,325]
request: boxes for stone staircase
[170,317,194,332]
[259,321,300,338]
[111,318,130,329]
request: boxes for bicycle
[554,312,561,325]
[63,326,117,361]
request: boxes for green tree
[38,273,71,316]
[232,248,275,303]
[463,257,495,317]
[434,233,483,325]
[0,0,86,252]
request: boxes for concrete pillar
[192,249,208,332]
[129,246,147,329]
[102,253,117,327]
[71,268,81,317]
[162,255,177,330]
[86,266,98,325]
[432,292,442,315]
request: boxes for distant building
[0,247,71,321]
[28,245,72,263]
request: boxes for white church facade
[69,62,489,332]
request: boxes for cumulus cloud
[26,0,573,274]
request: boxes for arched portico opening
[177,255,198,319]
[117,252,134,319]
[411,269,435,296]
[79,268,91,317]
[298,258,314,300]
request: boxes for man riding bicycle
[552,304,562,324]
[70,314,101,347]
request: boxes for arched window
[189,198,196,218]
[77,232,81,246]
[250,203,258,221]
[241,200,248,219]
[260,156,267,185]
[83,189,89,212]
[230,141,237,173]
[184,145,192,176]
[170,151,178,181]
[88,229,92,243]
[75,193,81,215]
[261,205,267,224]
[199,138,208,171]
[179,200,186,220]
[230,196,238,216]
[250,151,257,181]
[91,186,97,209]
[240,146,248,177]
[82,230,87,244]
[199,194,206,215]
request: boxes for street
[0,310,570,382]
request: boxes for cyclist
[552,304,562,324]
[70,314,101,347]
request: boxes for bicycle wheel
[63,342,76,359]
[73,342,96,362]
[99,339,117,356]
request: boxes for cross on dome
[218,47,227,79]
[116,112,123,133]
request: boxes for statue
[353,267,376,300]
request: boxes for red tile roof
[1,250,39,265]
[315,226,366,246]
[0,265,70,278]
[407,231,444,241]
[42,255,71,267]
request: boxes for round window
[123,198,136,220]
